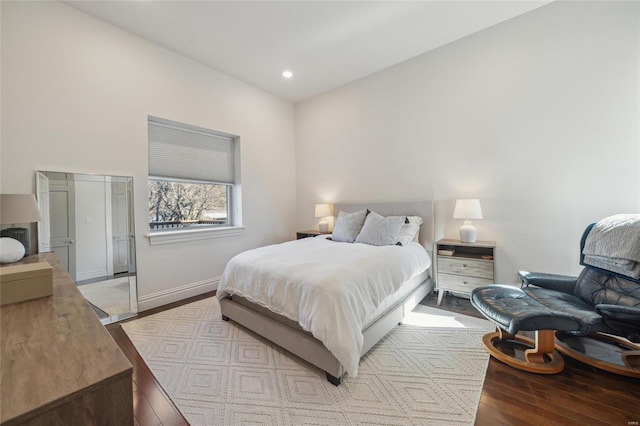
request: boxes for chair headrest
[580,222,640,284]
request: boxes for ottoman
[470,285,582,374]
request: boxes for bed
[217,201,434,385]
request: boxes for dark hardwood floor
[106,291,215,426]
[420,292,640,426]
[108,291,640,426]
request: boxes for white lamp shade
[453,199,483,220]
[315,203,332,218]
[0,194,43,224]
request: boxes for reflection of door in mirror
[111,181,129,275]
[128,179,136,275]
[37,172,78,281]
[36,172,50,253]
[37,172,137,325]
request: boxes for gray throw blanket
[583,214,640,279]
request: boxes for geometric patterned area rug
[122,297,494,425]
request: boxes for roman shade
[148,116,236,184]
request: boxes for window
[148,179,229,229]
[148,116,241,236]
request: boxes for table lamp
[315,203,332,233]
[453,199,483,243]
[1,194,43,262]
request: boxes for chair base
[482,329,564,374]
[555,332,640,379]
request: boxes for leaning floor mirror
[36,171,138,324]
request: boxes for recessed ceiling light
[282,70,293,79]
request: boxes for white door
[49,176,77,281]
[36,172,51,253]
[127,180,136,274]
[111,182,129,275]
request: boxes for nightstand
[296,230,329,240]
[435,238,495,306]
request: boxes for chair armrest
[518,271,578,294]
[595,304,640,322]
[596,304,640,343]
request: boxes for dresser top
[0,253,132,424]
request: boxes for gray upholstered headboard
[332,201,435,256]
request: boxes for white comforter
[217,236,431,376]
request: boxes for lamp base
[1,227,30,255]
[0,237,26,264]
[459,221,477,243]
[319,221,329,233]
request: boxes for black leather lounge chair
[471,219,640,377]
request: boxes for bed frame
[219,201,434,385]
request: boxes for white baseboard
[76,268,108,282]
[138,276,220,312]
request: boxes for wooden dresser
[0,253,133,426]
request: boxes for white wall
[1,1,297,308]
[74,180,108,281]
[295,1,640,282]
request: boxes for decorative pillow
[355,211,405,246]
[330,209,368,243]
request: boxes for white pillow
[397,222,421,246]
[406,216,423,226]
[330,209,368,243]
[404,216,423,245]
[355,211,405,246]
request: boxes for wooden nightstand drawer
[437,273,493,293]
[438,257,493,280]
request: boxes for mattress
[230,268,430,334]
[363,268,429,329]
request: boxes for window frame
[146,117,243,245]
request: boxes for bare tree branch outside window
[148,180,228,229]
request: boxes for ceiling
[64,1,550,103]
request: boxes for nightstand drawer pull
[461,264,467,269]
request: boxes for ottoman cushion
[524,287,604,334]
[471,285,583,335]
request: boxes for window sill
[146,226,245,246]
